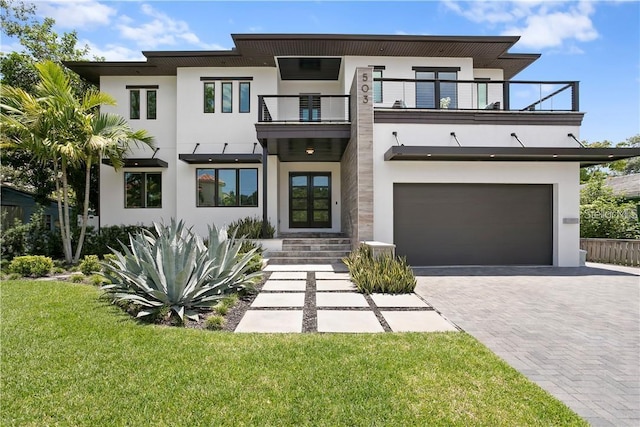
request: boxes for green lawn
[1,280,586,426]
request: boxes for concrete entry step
[279,232,347,238]
[267,257,347,265]
[266,235,353,265]
[269,250,351,258]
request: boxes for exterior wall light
[306,148,314,155]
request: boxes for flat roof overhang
[101,158,168,168]
[256,122,351,162]
[384,146,640,167]
[178,153,262,164]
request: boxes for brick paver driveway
[414,263,640,427]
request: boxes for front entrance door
[289,172,331,228]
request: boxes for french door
[289,172,331,228]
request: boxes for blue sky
[4,0,639,144]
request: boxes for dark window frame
[413,67,461,109]
[196,168,258,208]
[129,89,140,120]
[372,66,384,103]
[221,82,233,113]
[204,82,215,113]
[124,171,162,209]
[146,90,157,120]
[475,77,490,108]
[239,81,251,113]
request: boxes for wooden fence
[580,238,640,267]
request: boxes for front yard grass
[1,280,586,426]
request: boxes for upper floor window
[130,90,140,119]
[414,67,460,109]
[475,78,490,109]
[127,85,159,119]
[146,90,156,119]
[371,66,384,103]
[299,94,320,121]
[125,172,162,208]
[204,82,215,113]
[239,82,250,113]
[197,168,258,207]
[222,82,233,113]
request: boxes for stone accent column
[341,67,374,249]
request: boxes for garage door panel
[393,183,552,266]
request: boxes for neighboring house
[65,34,640,267]
[604,174,640,202]
[0,185,59,231]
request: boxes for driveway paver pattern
[414,263,640,427]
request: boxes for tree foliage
[1,0,101,210]
[580,175,640,239]
[1,61,154,264]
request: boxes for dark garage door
[393,183,553,266]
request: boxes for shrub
[205,315,225,331]
[81,225,154,258]
[227,216,275,239]
[69,273,85,283]
[9,255,54,277]
[1,218,29,260]
[89,274,107,287]
[243,250,264,275]
[343,245,416,294]
[79,255,101,275]
[101,219,263,323]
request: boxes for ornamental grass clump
[343,245,416,294]
[100,219,262,323]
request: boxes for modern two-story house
[66,34,640,267]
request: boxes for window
[204,82,215,113]
[372,67,384,103]
[1,205,23,230]
[475,78,489,108]
[222,82,232,113]
[130,90,140,119]
[299,94,321,121]
[414,67,459,109]
[146,90,156,119]
[125,172,162,208]
[239,82,250,113]
[197,168,258,207]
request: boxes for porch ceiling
[384,146,640,167]
[256,123,351,162]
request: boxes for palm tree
[1,61,154,264]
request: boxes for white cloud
[443,0,599,51]
[116,3,226,50]
[34,0,116,29]
[81,40,145,61]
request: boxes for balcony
[373,78,584,126]
[256,95,351,162]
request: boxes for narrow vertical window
[373,68,383,103]
[204,83,215,113]
[222,82,232,113]
[476,79,489,108]
[130,90,140,119]
[239,82,250,113]
[146,90,156,119]
[239,169,258,206]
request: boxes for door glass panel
[291,176,307,186]
[292,186,307,198]
[439,71,457,109]
[416,71,434,108]
[314,211,329,222]
[292,199,307,209]
[313,176,329,186]
[313,199,329,210]
[314,187,329,198]
[292,211,307,222]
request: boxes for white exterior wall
[372,124,582,266]
[173,67,276,236]
[99,75,177,227]
[278,162,341,233]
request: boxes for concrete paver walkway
[235,264,457,334]
[413,262,640,427]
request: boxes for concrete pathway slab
[371,293,431,308]
[315,280,356,291]
[315,272,351,280]
[262,280,307,291]
[251,293,305,308]
[268,272,307,280]
[316,292,369,308]
[317,310,384,333]
[265,264,347,272]
[235,310,303,333]
[414,264,640,427]
[381,311,457,332]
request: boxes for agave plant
[101,219,262,322]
